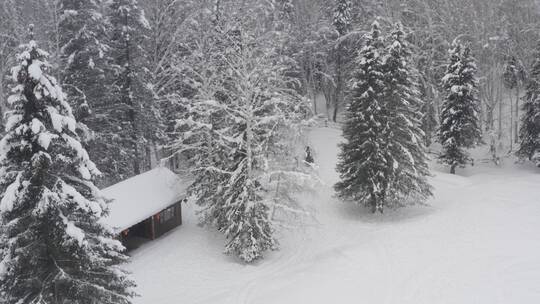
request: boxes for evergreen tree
[335,22,432,213]
[57,0,123,186]
[58,0,109,121]
[517,44,540,165]
[335,21,391,213]
[106,0,160,182]
[380,23,432,208]
[437,41,482,174]
[0,29,135,304]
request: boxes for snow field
[128,127,540,304]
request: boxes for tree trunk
[270,174,282,221]
[51,1,62,81]
[246,103,253,178]
[509,90,513,151]
[480,100,485,133]
[124,13,141,175]
[332,103,339,122]
[486,106,493,131]
[333,45,343,123]
[308,60,318,115]
[323,86,332,120]
[450,163,457,174]
[498,82,502,140]
[310,86,317,115]
[0,75,5,126]
[515,85,520,143]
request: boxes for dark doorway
[122,218,153,251]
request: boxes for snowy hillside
[128,127,540,304]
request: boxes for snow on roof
[101,167,190,233]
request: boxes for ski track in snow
[128,127,540,304]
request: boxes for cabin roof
[101,167,189,233]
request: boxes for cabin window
[161,205,175,223]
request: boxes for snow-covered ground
[128,127,540,304]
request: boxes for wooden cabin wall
[154,201,182,238]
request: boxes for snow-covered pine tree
[57,0,126,186]
[437,41,482,174]
[380,23,432,207]
[517,43,540,165]
[335,21,392,213]
[175,14,314,262]
[335,22,432,213]
[58,0,109,121]
[0,28,135,304]
[106,0,160,181]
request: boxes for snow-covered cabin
[101,167,189,250]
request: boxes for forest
[1,0,540,303]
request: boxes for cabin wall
[153,201,183,238]
[118,201,183,251]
